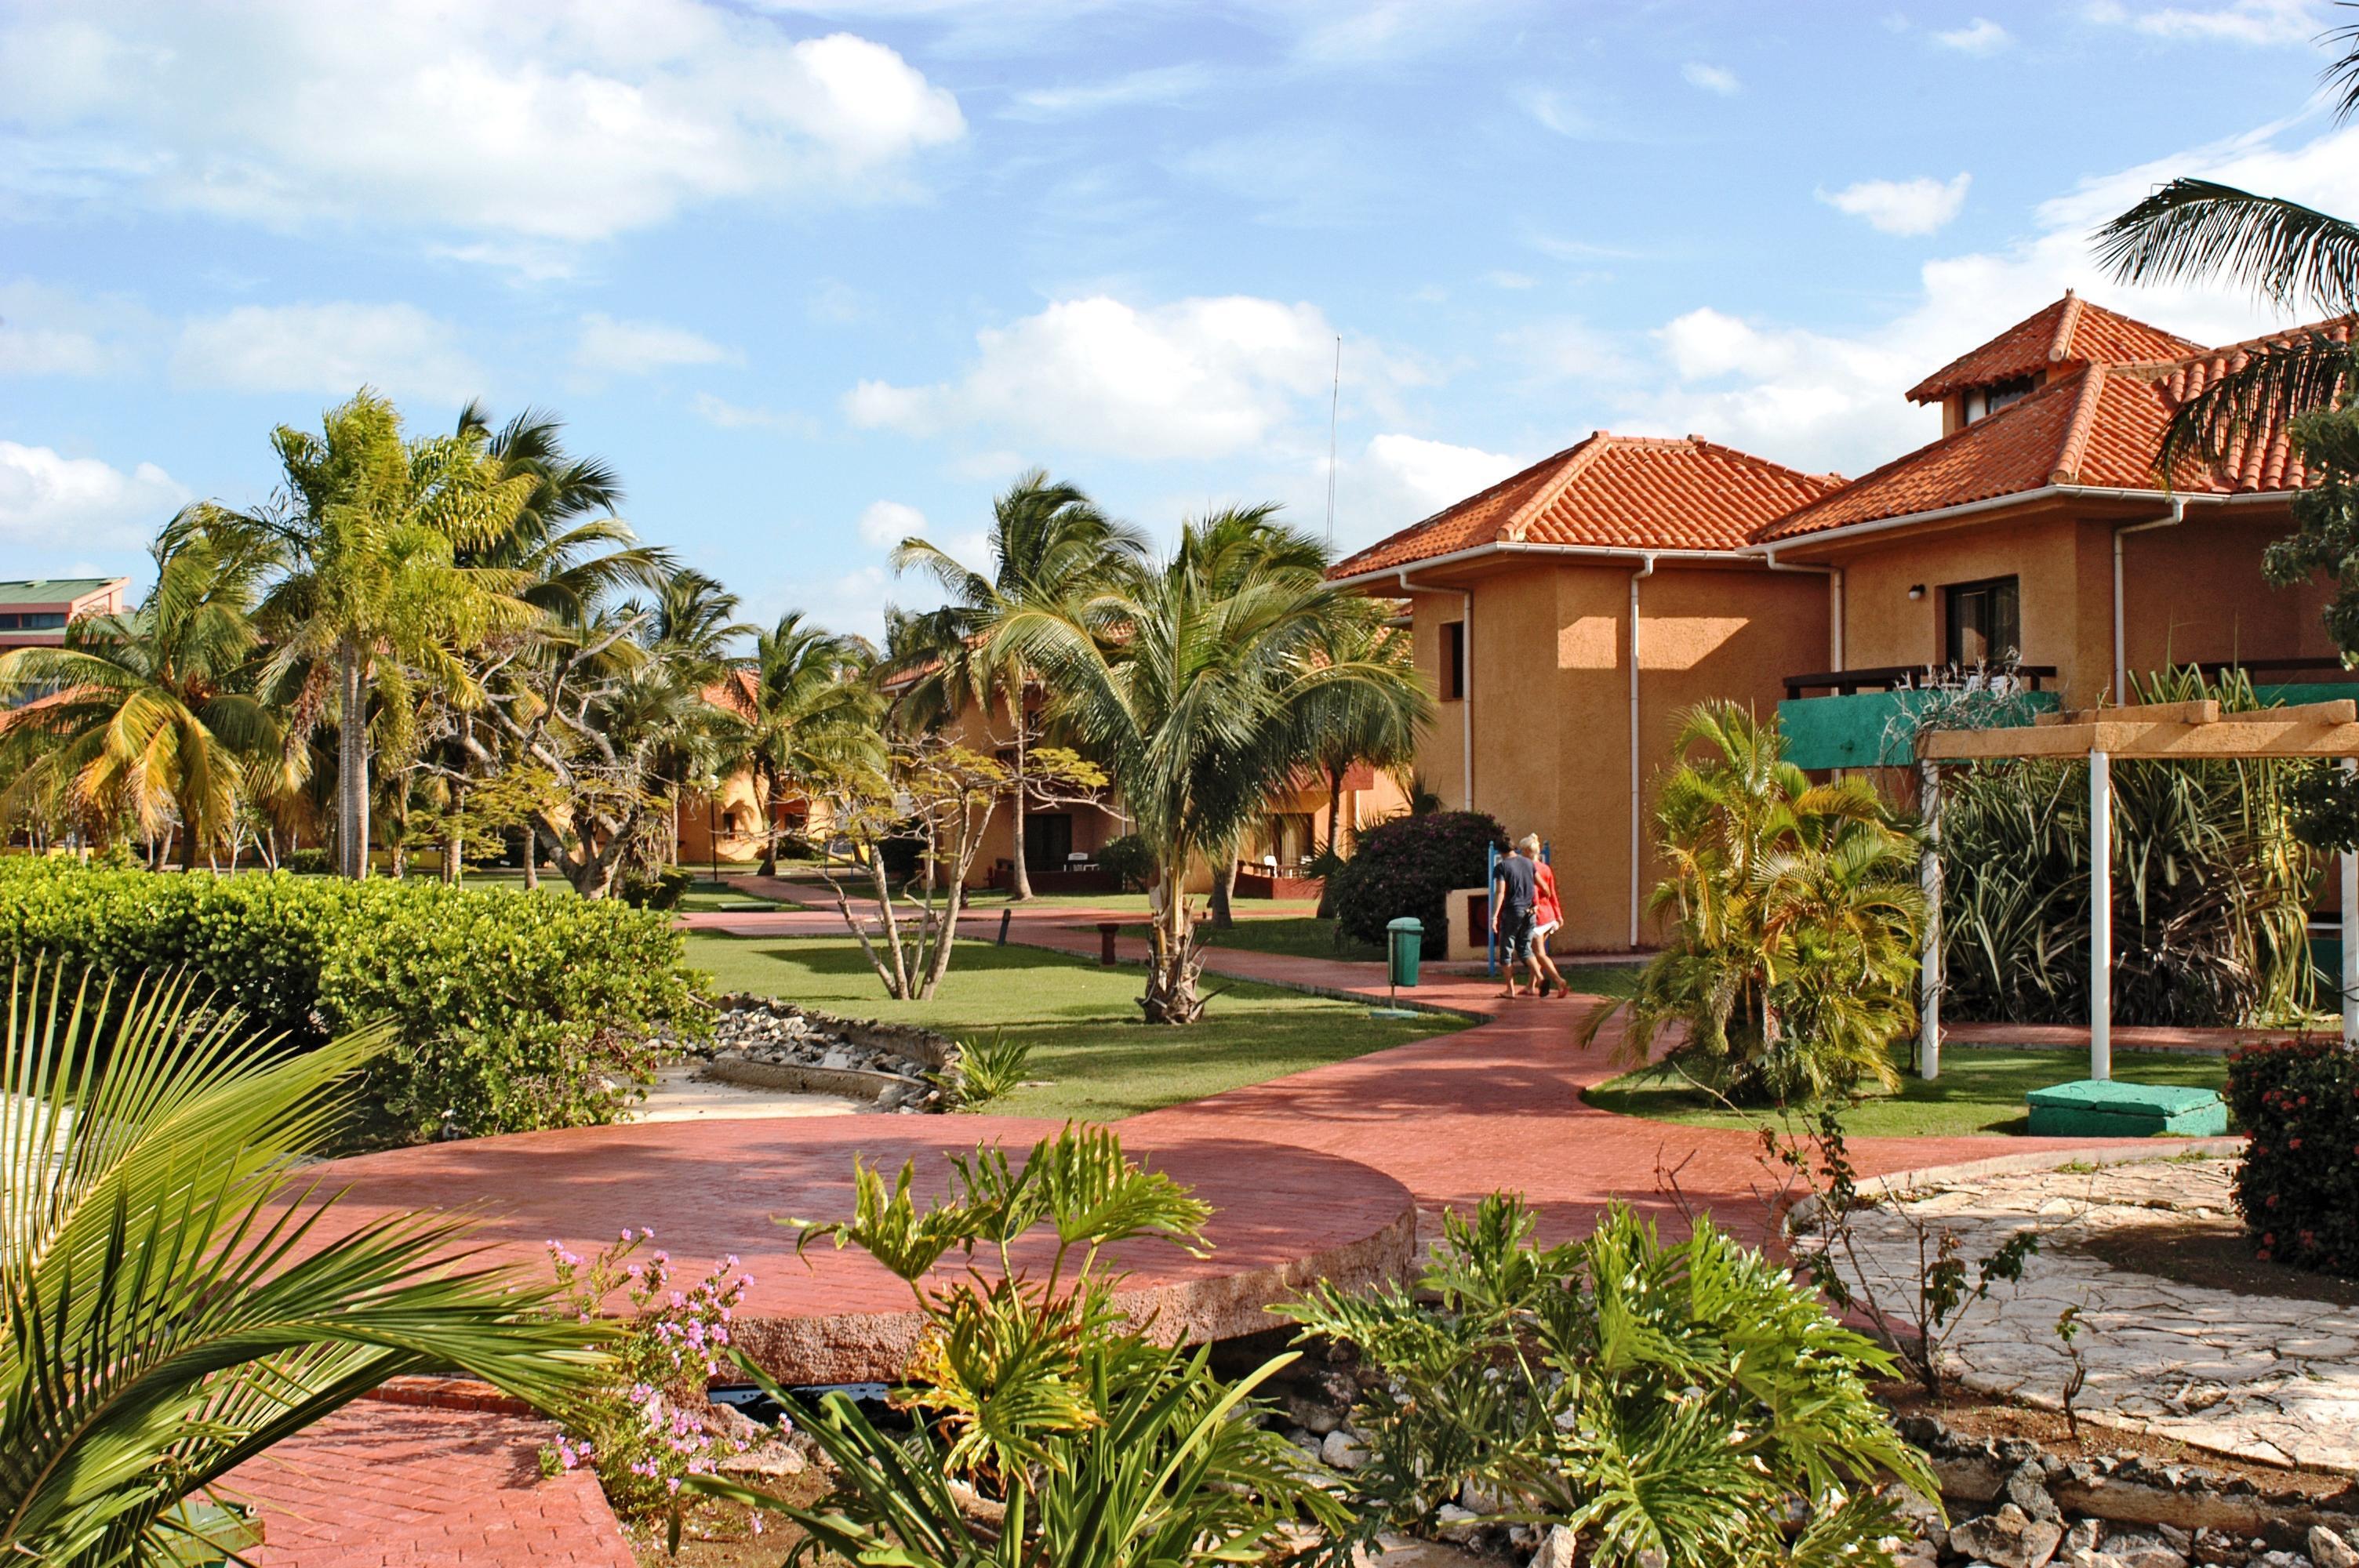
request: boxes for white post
[1919,760,1943,1081]
[2343,758,2357,1045]
[2089,749,2112,1083]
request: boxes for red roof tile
[1760,315,2351,543]
[1905,292,2205,405]
[1332,433,1844,577]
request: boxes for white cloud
[572,314,736,379]
[1358,434,1521,521]
[1519,88,1594,138]
[0,1,965,245]
[1006,63,1214,119]
[856,499,928,548]
[692,393,816,435]
[1485,270,1536,289]
[1681,62,1741,95]
[171,301,482,402]
[0,441,188,548]
[845,293,1361,460]
[1819,172,1972,236]
[1933,16,2012,53]
[2085,0,2321,44]
[0,279,149,376]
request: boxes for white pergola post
[2089,749,2112,1082]
[2343,757,2357,1045]
[1919,760,1943,1081]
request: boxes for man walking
[1491,835,1539,999]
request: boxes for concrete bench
[2024,1079,2227,1138]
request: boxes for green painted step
[2024,1079,2226,1138]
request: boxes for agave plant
[0,960,608,1567]
[695,1124,1344,1566]
[1282,1195,1937,1568]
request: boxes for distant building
[0,577,130,652]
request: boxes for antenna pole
[1325,334,1342,542]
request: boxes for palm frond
[2095,178,2359,317]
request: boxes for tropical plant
[1281,1192,1935,1568]
[0,958,608,1566]
[928,1027,1034,1110]
[731,611,881,877]
[998,509,1431,1022]
[1935,668,2316,1029]
[1326,809,1504,959]
[219,390,540,878]
[0,524,282,868]
[1299,599,1427,915]
[694,1124,1343,1567]
[891,471,1149,901]
[1582,701,1923,1104]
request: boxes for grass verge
[1583,1043,2231,1138]
[682,933,1461,1121]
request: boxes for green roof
[0,578,121,607]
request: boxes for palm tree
[1298,597,1429,913]
[228,390,540,877]
[732,612,881,877]
[0,522,281,867]
[998,509,1430,1022]
[456,401,674,621]
[0,960,605,1566]
[1580,702,1923,1105]
[2092,17,2359,470]
[892,472,1148,900]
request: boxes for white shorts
[1532,919,1560,946]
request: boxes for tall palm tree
[892,472,1148,900]
[456,401,674,621]
[732,612,881,877]
[0,960,605,1566]
[0,521,281,867]
[998,509,1430,1022]
[1297,597,1430,911]
[227,390,540,877]
[2092,16,2359,470]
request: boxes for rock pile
[684,996,951,1112]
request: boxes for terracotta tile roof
[1332,432,1845,577]
[1759,315,2352,543]
[1905,292,2205,405]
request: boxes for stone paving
[1807,1152,2359,1473]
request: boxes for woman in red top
[1523,833,1572,999]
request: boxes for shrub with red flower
[2225,1037,2359,1277]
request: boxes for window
[1944,576,2021,667]
[0,612,64,630]
[1960,376,2036,425]
[1440,619,1466,702]
[1023,811,1074,870]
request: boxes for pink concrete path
[695,875,2194,1247]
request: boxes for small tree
[812,734,1103,1000]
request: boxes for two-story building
[1334,294,2353,950]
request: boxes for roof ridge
[2174,311,2358,365]
[2046,289,2084,364]
[2048,363,2108,484]
[1685,434,1845,491]
[1501,431,1612,543]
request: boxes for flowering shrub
[543,1229,765,1519]
[2226,1036,2359,1276]
[0,858,708,1137]
[1326,809,1505,957]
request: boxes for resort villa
[0,577,129,655]
[1332,294,2353,951]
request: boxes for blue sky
[5,0,2358,637]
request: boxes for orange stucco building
[1333,293,2354,952]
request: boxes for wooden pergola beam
[1922,716,2359,760]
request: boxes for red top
[1533,862,1561,927]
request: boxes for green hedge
[1326,811,1505,959]
[2226,1037,2359,1277]
[0,858,709,1140]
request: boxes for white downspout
[1399,568,1474,808]
[1629,554,1656,949]
[2112,496,2185,702]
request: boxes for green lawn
[1110,916,1384,962]
[682,932,1462,1121]
[1583,1044,2231,1138]
[455,871,775,913]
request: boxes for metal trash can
[1385,917,1423,990]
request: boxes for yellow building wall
[2119,507,2338,681]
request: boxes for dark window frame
[1440,619,1466,702]
[1943,575,2023,668]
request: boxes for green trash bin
[1386,917,1423,990]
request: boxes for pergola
[1914,697,2359,1081]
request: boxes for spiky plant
[0,960,608,1567]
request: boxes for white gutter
[1398,568,1474,808]
[1629,554,1656,950]
[1331,539,1753,591]
[2112,496,2186,702]
[1746,484,2281,558]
